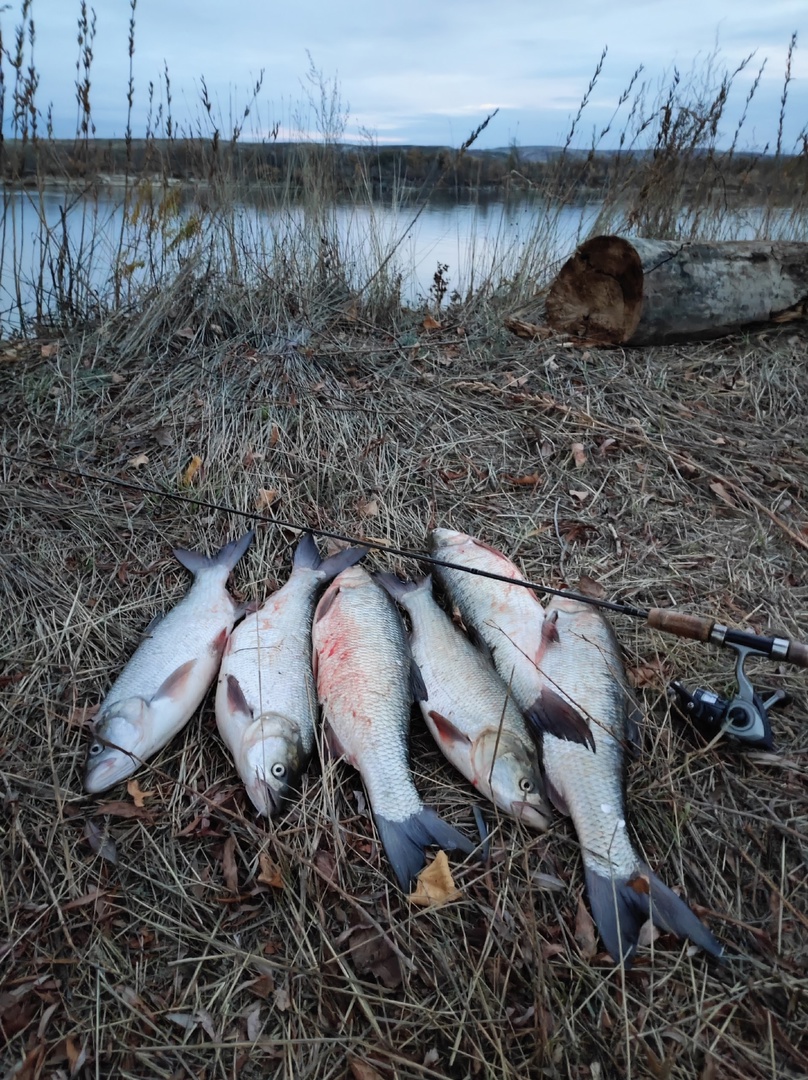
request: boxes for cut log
[545,236,808,346]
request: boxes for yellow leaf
[126,779,155,808]
[257,852,284,889]
[422,315,441,331]
[181,455,203,486]
[40,341,59,358]
[408,850,462,906]
[128,453,149,468]
[255,488,279,512]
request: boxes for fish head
[241,713,307,817]
[84,698,149,793]
[472,730,552,831]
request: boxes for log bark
[545,235,808,346]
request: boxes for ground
[1,304,807,1079]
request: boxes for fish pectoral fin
[141,612,165,638]
[410,660,428,703]
[210,628,229,658]
[314,585,340,622]
[225,674,254,718]
[322,721,348,762]
[152,659,197,702]
[544,775,570,816]
[465,623,495,664]
[524,687,596,751]
[429,710,472,748]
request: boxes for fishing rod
[5,452,805,748]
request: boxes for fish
[312,564,475,889]
[531,596,723,964]
[374,572,552,831]
[427,528,593,748]
[215,533,366,817]
[429,528,722,964]
[85,530,254,794]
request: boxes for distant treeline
[1,138,806,203]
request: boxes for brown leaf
[503,472,543,487]
[222,835,239,894]
[95,801,152,820]
[242,447,264,467]
[257,852,284,890]
[575,897,597,959]
[128,452,149,468]
[576,575,606,600]
[176,326,195,340]
[598,437,618,456]
[349,1060,385,1080]
[247,973,275,999]
[270,424,280,447]
[422,315,441,331]
[569,488,590,503]
[255,488,279,512]
[571,442,587,468]
[629,873,651,895]
[181,455,203,487]
[65,702,99,728]
[628,657,668,688]
[83,820,117,865]
[66,1036,88,1077]
[110,372,126,385]
[708,480,736,507]
[358,498,379,517]
[152,425,174,447]
[40,341,59,358]
[126,779,154,808]
[346,928,402,989]
[408,850,462,906]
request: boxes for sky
[4,0,807,151]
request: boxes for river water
[0,184,801,329]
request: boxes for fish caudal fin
[585,865,723,966]
[174,530,254,576]
[374,572,431,603]
[293,532,367,580]
[374,808,475,890]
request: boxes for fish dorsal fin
[225,674,253,718]
[152,659,196,702]
[410,660,428,703]
[428,710,472,748]
[524,687,596,751]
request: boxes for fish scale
[312,565,474,888]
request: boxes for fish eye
[271,762,286,779]
[519,777,534,793]
[89,743,104,757]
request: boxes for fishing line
[4,450,808,671]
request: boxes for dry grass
[1,285,807,1079]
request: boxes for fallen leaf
[273,984,291,1012]
[128,453,149,468]
[574,897,597,959]
[176,326,195,340]
[255,488,279,512]
[152,425,174,447]
[167,1012,198,1031]
[222,835,239,894]
[422,315,441,331]
[110,372,126,385]
[598,437,617,456]
[638,919,660,948]
[245,1004,262,1042]
[709,480,736,507]
[66,1036,88,1077]
[270,425,280,447]
[181,455,203,486]
[629,873,651,895]
[345,928,402,989]
[408,850,462,906]
[572,442,587,468]
[94,801,152,820]
[569,489,590,503]
[247,973,275,998]
[628,657,668,688]
[41,341,59,358]
[65,703,99,728]
[577,575,606,600]
[257,852,284,890]
[126,779,155,808]
[349,1060,385,1080]
[83,820,117,865]
[503,472,543,487]
[358,498,379,517]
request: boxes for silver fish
[85,531,253,794]
[375,573,552,831]
[312,564,475,888]
[215,534,365,817]
[430,528,722,964]
[428,528,592,747]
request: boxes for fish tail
[585,865,723,966]
[173,530,254,576]
[293,531,366,580]
[374,806,474,889]
[374,572,431,603]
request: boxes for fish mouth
[84,755,133,794]
[511,799,553,831]
[247,779,284,818]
